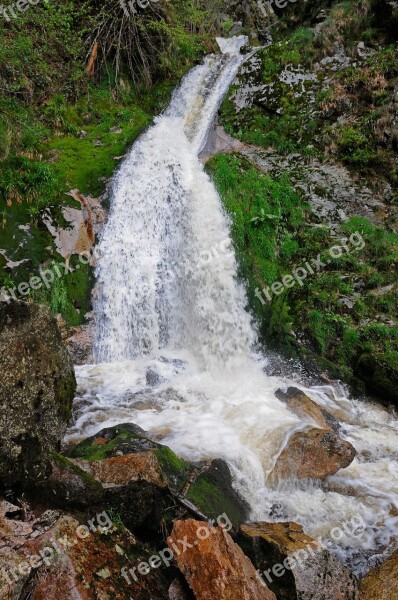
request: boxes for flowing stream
[68,37,398,575]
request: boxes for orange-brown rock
[275,387,341,431]
[167,519,276,600]
[1,512,170,600]
[238,521,359,600]
[269,428,356,482]
[241,521,317,554]
[359,550,398,599]
[74,452,169,488]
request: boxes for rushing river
[67,37,398,575]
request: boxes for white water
[69,37,398,575]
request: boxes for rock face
[269,428,356,482]
[355,352,398,406]
[238,521,359,600]
[0,301,76,488]
[0,502,171,600]
[168,519,276,600]
[359,550,398,599]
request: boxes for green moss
[336,126,380,166]
[207,153,306,345]
[209,151,398,398]
[154,447,190,491]
[67,431,135,461]
[355,351,398,403]
[51,452,101,487]
[186,476,224,516]
[48,98,151,197]
[186,461,248,524]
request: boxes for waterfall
[93,36,256,369]
[69,37,398,575]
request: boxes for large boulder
[359,550,398,599]
[238,521,359,600]
[269,428,356,483]
[0,301,76,488]
[167,519,276,600]
[37,424,249,533]
[275,387,341,431]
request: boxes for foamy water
[68,37,398,575]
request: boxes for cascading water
[93,36,256,368]
[69,37,398,576]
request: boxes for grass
[208,153,398,398]
[0,0,215,325]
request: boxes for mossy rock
[36,452,104,508]
[66,423,163,461]
[66,424,250,528]
[186,459,250,526]
[355,351,398,405]
[0,300,76,489]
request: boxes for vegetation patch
[209,154,398,399]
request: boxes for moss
[54,368,76,423]
[355,351,398,403]
[209,151,398,400]
[336,126,380,166]
[207,153,307,346]
[51,452,101,487]
[67,431,136,461]
[154,447,190,491]
[186,476,224,516]
[186,460,249,525]
[48,99,151,197]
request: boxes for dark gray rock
[0,301,76,488]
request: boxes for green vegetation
[220,1,398,178]
[0,0,223,325]
[209,154,398,399]
[213,0,398,400]
[220,34,322,155]
[154,446,190,491]
[207,154,305,343]
[186,469,246,524]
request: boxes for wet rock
[75,452,169,489]
[201,125,246,162]
[168,519,276,600]
[44,424,249,531]
[44,188,99,263]
[238,521,359,600]
[355,352,398,406]
[229,21,243,35]
[275,387,341,432]
[65,316,94,365]
[169,577,194,599]
[146,365,167,386]
[48,425,171,531]
[0,547,32,599]
[185,458,250,525]
[0,301,76,489]
[39,453,104,508]
[66,423,162,459]
[269,428,356,482]
[359,549,398,599]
